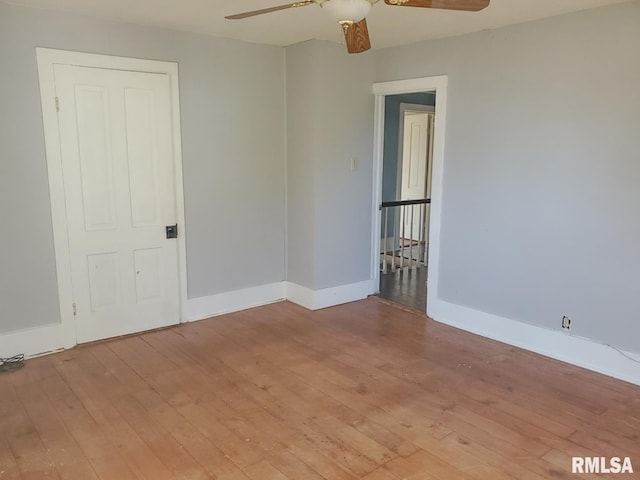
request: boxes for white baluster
[409,204,415,269]
[400,205,406,269]
[383,207,389,274]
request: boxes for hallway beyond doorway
[379,266,427,313]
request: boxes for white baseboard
[182,281,286,322]
[7,279,637,387]
[429,299,640,386]
[286,279,377,310]
[284,282,315,309]
[0,282,287,358]
[0,323,74,359]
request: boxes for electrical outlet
[562,315,571,331]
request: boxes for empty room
[1,0,639,478]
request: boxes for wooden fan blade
[384,0,489,11]
[225,1,313,20]
[344,19,371,54]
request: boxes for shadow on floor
[378,266,427,313]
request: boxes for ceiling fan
[226,0,490,54]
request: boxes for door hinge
[72,302,77,316]
[55,97,60,112]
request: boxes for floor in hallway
[379,266,427,313]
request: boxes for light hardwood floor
[1,298,638,479]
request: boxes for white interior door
[400,111,434,242]
[54,64,180,343]
[400,112,428,202]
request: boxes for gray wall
[286,40,374,290]
[285,41,318,289]
[0,2,285,333]
[375,1,640,353]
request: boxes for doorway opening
[371,76,448,316]
[379,94,434,311]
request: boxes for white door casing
[55,65,179,343]
[34,48,187,353]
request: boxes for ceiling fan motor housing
[317,0,379,24]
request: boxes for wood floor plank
[143,325,385,478]
[242,460,290,480]
[114,394,214,480]
[128,388,250,480]
[160,365,355,480]
[540,448,619,480]
[8,431,60,480]
[132,332,293,461]
[12,380,99,480]
[0,383,58,480]
[1,298,639,480]
[362,467,401,480]
[0,439,23,480]
[36,362,142,480]
[0,383,34,440]
[190,330,400,473]
[263,449,327,480]
[384,449,470,480]
[53,348,176,480]
[88,343,215,479]
[197,308,437,451]
[107,338,251,480]
[242,330,536,468]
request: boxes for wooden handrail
[381,198,430,208]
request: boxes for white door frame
[36,48,188,350]
[370,76,448,316]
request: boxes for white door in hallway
[400,111,434,242]
[54,64,180,343]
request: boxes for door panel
[76,86,117,231]
[125,88,161,227]
[87,252,119,310]
[134,248,163,303]
[54,64,180,343]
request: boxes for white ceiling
[4,0,631,49]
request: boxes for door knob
[165,224,178,239]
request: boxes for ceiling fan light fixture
[321,0,374,24]
[226,0,489,55]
